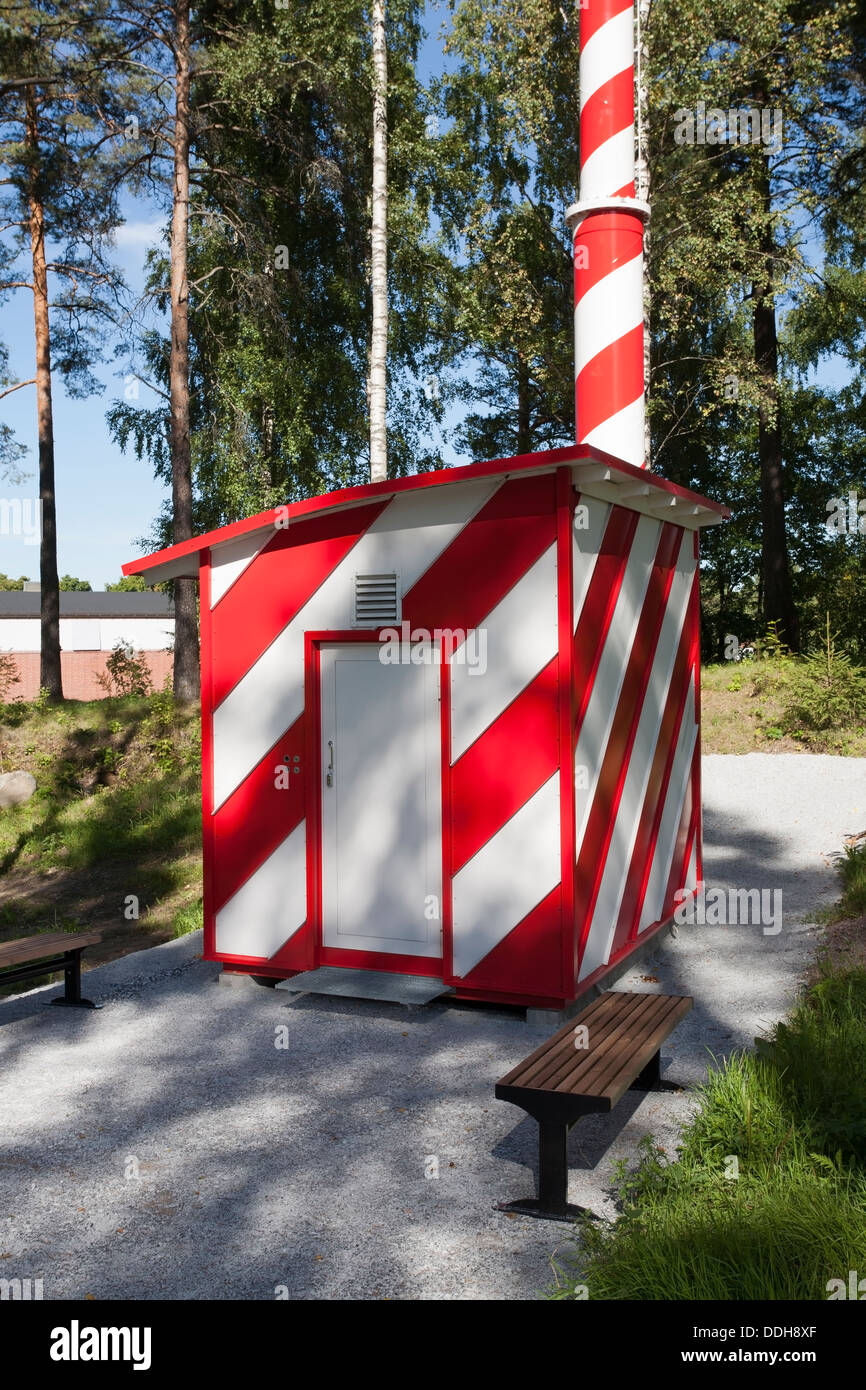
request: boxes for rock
[0,770,37,808]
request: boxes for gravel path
[0,754,862,1301]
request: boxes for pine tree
[0,0,128,697]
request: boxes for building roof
[0,591,175,619]
[123,443,730,585]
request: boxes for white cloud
[113,220,165,248]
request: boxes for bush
[838,840,866,917]
[778,616,866,745]
[96,641,154,698]
[0,650,20,701]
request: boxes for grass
[0,687,201,872]
[549,965,866,1300]
[836,840,866,919]
[701,657,866,755]
[0,689,203,988]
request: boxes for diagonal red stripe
[460,885,562,995]
[450,658,559,875]
[211,499,388,709]
[660,750,698,923]
[581,0,635,49]
[573,505,639,737]
[212,715,305,911]
[402,473,556,634]
[610,578,698,953]
[576,324,645,440]
[575,523,682,963]
[575,222,642,302]
[580,68,635,167]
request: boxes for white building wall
[0,617,174,652]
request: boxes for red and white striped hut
[123,0,728,1010]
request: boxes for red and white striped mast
[567,0,649,468]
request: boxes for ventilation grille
[353,572,400,626]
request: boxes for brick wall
[4,651,175,701]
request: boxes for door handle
[326,739,334,786]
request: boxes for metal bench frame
[0,942,102,1009]
[495,992,692,1221]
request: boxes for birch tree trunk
[169,0,200,700]
[753,133,798,652]
[636,0,651,468]
[25,88,62,700]
[368,0,388,482]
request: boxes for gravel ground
[0,753,862,1301]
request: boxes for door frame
[305,630,449,978]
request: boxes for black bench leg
[630,1048,661,1090]
[495,1118,590,1223]
[50,950,100,1010]
[538,1122,569,1215]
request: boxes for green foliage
[95,641,154,698]
[778,617,866,745]
[0,650,20,701]
[108,0,449,545]
[104,576,147,591]
[766,968,866,1162]
[0,694,201,873]
[58,575,92,591]
[836,840,866,919]
[172,898,203,938]
[550,967,866,1301]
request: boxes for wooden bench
[495,990,692,1221]
[0,931,103,1009]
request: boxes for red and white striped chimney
[567,0,649,468]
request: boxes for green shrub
[837,840,866,917]
[0,650,20,701]
[778,617,866,745]
[96,641,154,698]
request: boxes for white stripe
[450,542,558,762]
[574,513,660,852]
[451,773,561,978]
[578,538,696,979]
[210,530,267,607]
[215,820,306,958]
[212,479,497,809]
[575,251,644,377]
[579,7,635,110]
[638,692,698,934]
[580,395,645,468]
[580,126,635,200]
[572,496,611,631]
[684,829,698,894]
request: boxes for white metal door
[320,644,442,957]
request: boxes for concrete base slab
[275,966,452,1007]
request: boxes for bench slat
[0,931,102,969]
[580,997,690,1106]
[516,992,654,1092]
[496,991,692,1114]
[498,991,625,1087]
[551,995,683,1098]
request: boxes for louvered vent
[353,572,400,626]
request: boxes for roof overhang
[123,444,729,584]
